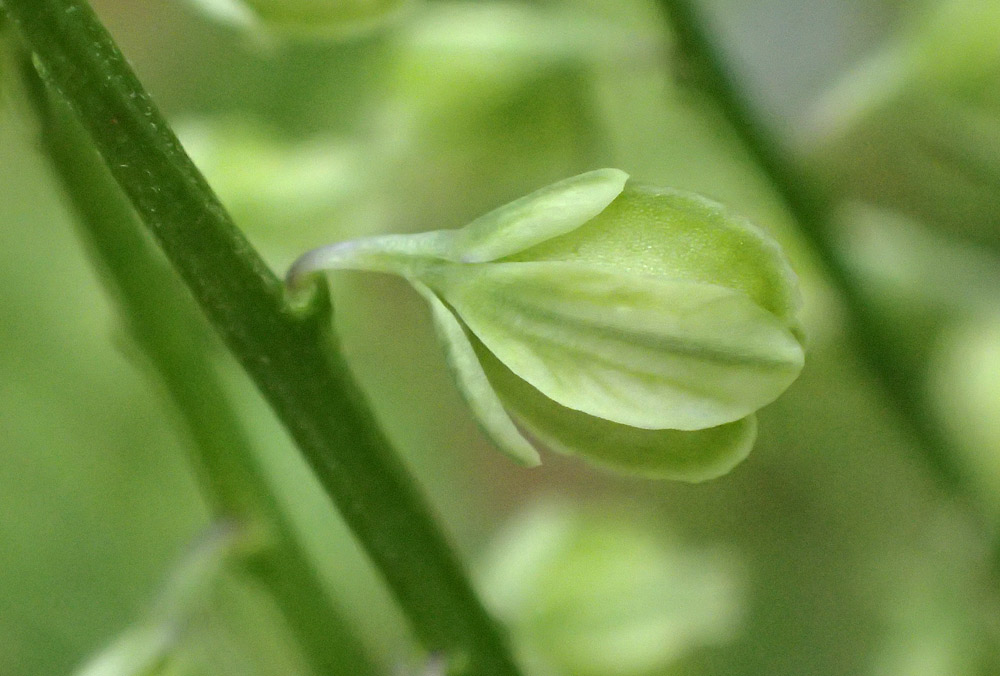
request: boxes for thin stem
[21,58,377,676]
[5,2,521,674]
[656,0,968,495]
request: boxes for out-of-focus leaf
[188,0,411,38]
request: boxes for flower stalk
[4,1,523,673]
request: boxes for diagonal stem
[4,1,522,674]
[20,55,378,676]
[656,0,968,495]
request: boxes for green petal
[413,282,541,466]
[477,342,756,481]
[442,168,628,262]
[432,262,803,431]
[506,183,803,336]
[287,169,628,285]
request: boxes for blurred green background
[2,0,1000,674]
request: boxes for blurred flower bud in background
[479,501,744,676]
[178,118,377,260]
[71,523,310,676]
[373,2,656,232]
[188,0,412,38]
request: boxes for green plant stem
[5,2,522,674]
[20,55,378,676]
[656,0,967,495]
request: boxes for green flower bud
[290,169,804,480]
